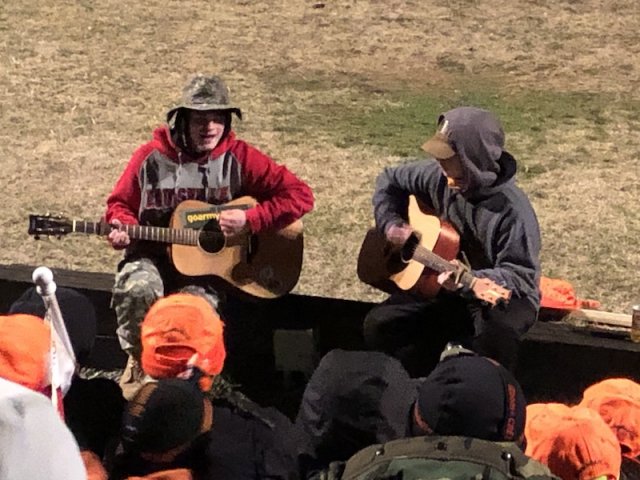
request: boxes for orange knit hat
[526,404,621,480]
[582,378,640,405]
[580,384,640,461]
[525,402,572,444]
[0,314,51,391]
[141,294,225,390]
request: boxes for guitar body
[169,197,304,299]
[357,196,460,297]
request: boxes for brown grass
[1,0,638,312]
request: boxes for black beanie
[9,286,97,365]
[414,355,526,447]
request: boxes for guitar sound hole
[198,220,225,254]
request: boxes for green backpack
[317,435,559,480]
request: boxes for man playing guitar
[105,74,314,399]
[365,106,541,377]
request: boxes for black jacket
[110,398,298,480]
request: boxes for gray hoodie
[373,107,541,309]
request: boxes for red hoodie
[106,126,314,235]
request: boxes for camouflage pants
[111,258,219,359]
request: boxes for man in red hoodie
[105,74,314,399]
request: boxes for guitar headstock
[28,214,73,238]
[471,278,512,307]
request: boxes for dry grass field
[1,0,638,312]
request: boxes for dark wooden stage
[1,264,638,410]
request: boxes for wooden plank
[564,308,632,329]
[523,320,640,353]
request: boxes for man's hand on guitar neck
[385,223,414,247]
[437,259,464,292]
[107,219,131,250]
[219,209,250,238]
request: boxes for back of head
[121,377,212,460]
[0,313,51,391]
[525,403,572,445]
[296,349,418,470]
[141,293,226,390]
[9,286,97,365]
[582,377,640,404]
[580,378,640,461]
[526,404,621,480]
[413,354,526,447]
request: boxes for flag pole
[32,267,77,411]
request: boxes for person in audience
[113,292,298,479]
[580,378,640,479]
[0,377,87,480]
[0,312,52,391]
[111,374,299,480]
[9,286,126,463]
[9,287,126,479]
[301,348,556,480]
[409,348,527,447]
[526,403,622,480]
[139,292,291,421]
[138,292,226,392]
[294,349,419,478]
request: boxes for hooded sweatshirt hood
[424,107,515,195]
[295,350,418,477]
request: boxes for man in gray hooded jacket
[364,106,541,377]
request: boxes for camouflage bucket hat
[166,74,242,123]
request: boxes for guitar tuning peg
[34,234,40,240]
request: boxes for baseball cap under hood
[422,107,509,192]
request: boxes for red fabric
[141,294,225,387]
[0,314,51,391]
[539,276,601,310]
[105,126,314,233]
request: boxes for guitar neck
[72,221,201,246]
[411,245,475,287]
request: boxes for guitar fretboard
[411,245,475,287]
[72,221,222,246]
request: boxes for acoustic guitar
[28,196,304,299]
[357,196,511,306]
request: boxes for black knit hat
[9,286,97,365]
[121,377,213,456]
[413,355,526,447]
